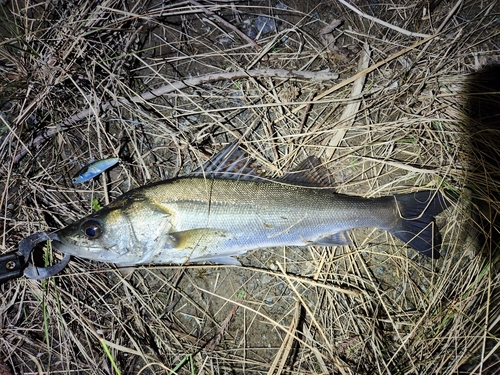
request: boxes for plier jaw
[0,232,71,283]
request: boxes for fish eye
[81,220,103,239]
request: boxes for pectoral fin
[169,228,230,249]
[310,231,352,246]
[167,228,238,264]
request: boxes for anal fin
[310,231,352,246]
[189,255,241,266]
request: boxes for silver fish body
[52,172,448,266]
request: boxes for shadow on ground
[460,64,500,374]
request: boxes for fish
[72,157,121,184]
[52,143,449,267]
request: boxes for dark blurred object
[0,362,14,375]
[459,64,500,374]
[465,64,500,257]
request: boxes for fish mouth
[50,233,82,256]
[50,232,125,263]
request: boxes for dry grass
[1,0,499,374]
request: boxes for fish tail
[389,191,449,259]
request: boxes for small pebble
[376,266,385,275]
[218,36,233,46]
[388,81,398,90]
[254,15,276,35]
[261,275,272,284]
[276,283,290,294]
[246,26,257,39]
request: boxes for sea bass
[52,144,448,266]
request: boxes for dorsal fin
[190,143,333,188]
[189,142,263,181]
[279,156,332,187]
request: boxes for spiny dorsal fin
[189,142,263,181]
[279,156,332,187]
[190,143,332,187]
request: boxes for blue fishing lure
[72,157,121,184]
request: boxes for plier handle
[0,232,71,283]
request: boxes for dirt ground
[1,0,500,374]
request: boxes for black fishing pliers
[0,232,71,283]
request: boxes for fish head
[52,195,174,265]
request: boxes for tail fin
[389,191,449,259]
